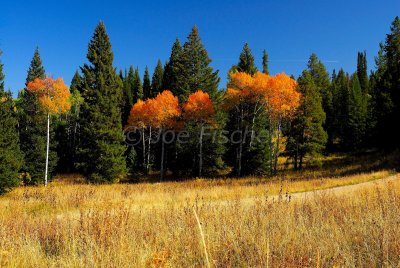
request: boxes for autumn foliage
[226,71,300,120]
[27,77,71,115]
[127,90,181,130]
[183,90,215,125]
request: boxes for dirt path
[210,174,399,207]
[286,174,399,200]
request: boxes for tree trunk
[146,127,152,174]
[273,120,281,174]
[294,141,298,170]
[44,113,50,186]
[160,129,165,182]
[199,125,203,177]
[142,127,146,174]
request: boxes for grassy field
[0,153,399,267]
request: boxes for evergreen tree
[262,49,269,75]
[0,52,23,194]
[178,26,220,102]
[307,53,333,149]
[346,74,366,149]
[287,71,327,169]
[133,67,143,101]
[143,66,151,99]
[357,51,369,94]
[77,22,126,183]
[330,69,350,149]
[372,17,400,148]
[234,43,258,75]
[162,38,183,97]
[151,59,164,97]
[56,70,82,172]
[122,66,135,125]
[18,48,57,184]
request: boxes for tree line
[1,17,400,193]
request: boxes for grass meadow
[0,152,399,267]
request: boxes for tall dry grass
[0,170,399,267]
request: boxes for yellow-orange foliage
[183,90,215,125]
[127,90,181,129]
[226,71,300,120]
[27,77,71,115]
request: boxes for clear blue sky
[0,0,399,96]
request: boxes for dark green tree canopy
[0,52,23,193]
[262,49,269,75]
[78,21,127,183]
[235,43,258,75]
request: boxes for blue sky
[0,0,399,96]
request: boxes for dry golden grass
[0,167,399,267]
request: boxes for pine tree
[357,51,369,94]
[122,66,135,125]
[143,66,151,99]
[346,74,366,149]
[287,71,327,169]
[133,67,143,101]
[234,43,258,75]
[56,70,82,172]
[151,59,164,98]
[162,38,183,97]
[179,26,220,102]
[0,51,23,194]
[78,22,126,183]
[262,49,269,75]
[18,48,58,184]
[307,53,333,149]
[372,17,400,148]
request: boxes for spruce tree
[307,53,333,148]
[0,52,23,194]
[133,67,143,101]
[235,43,258,75]
[179,26,220,102]
[162,38,184,97]
[18,48,58,184]
[287,71,327,169]
[262,49,269,75]
[346,74,366,149]
[143,66,151,99]
[357,51,369,94]
[122,66,135,124]
[374,17,400,148]
[56,70,82,172]
[151,59,164,97]
[78,22,126,183]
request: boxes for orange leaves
[27,77,71,115]
[127,90,181,129]
[183,90,215,125]
[153,90,181,128]
[226,71,300,120]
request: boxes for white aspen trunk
[199,125,203,178]
[273,120,281,174]
[146,127,152,174]
[142,127,146,174]
[160,129,165,182]
[44,113,50,186]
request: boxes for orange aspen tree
[225,71,300,175]
[27,77,71,186]
[183,90,215,177]
[127,90,180,180]
[152,90,181,181]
